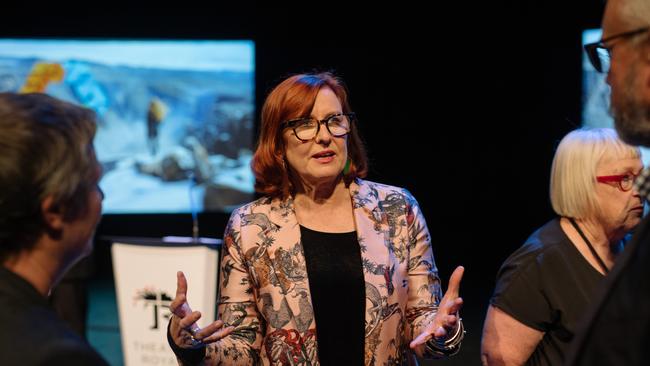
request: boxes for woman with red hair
[168,72,465,365]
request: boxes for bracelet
[167,316,207,365]
[425,318,465,357]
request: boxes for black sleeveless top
[300,225,366,365]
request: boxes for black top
[566,214,650,365]
[300,225,365,366]
[0,266,109,366]
[490,218,604,366]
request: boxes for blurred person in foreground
[566,0,650,364]
[0,92,108,365]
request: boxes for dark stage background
[2,1,607,364]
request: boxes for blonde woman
[481,128,643,366]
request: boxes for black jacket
[0,266,109,366]
[565,214,650,365]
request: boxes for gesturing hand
[169,271,235,348]
[410,266,464,348]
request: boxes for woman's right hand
[169,271,235,348]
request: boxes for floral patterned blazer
[207,179,457,365]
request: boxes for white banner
[111,240,219,366]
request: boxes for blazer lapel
[264,197,315,335]
[350,180,392,334]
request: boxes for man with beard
[566,0,650,364]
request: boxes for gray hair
[550,127,640,218]
[0,93,98,260]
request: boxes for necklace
[568,218,609,274]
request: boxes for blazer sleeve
[402,190,459,359]
[203,209,265,365]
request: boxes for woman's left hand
[410,266,464,348]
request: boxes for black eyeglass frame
[584,27,650,73]
[282,112,356,142]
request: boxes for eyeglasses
[596,172,640,192]
[283,113,354,142]
[584,27,649,73]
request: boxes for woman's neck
[295,175,347,202]
[562,217,621,271]
[293,178,355,232]
[295,179,348,207]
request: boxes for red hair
[252,72,368,198]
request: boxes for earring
[343,158,351,175]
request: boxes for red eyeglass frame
[596,173,639,192]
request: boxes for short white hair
[550,127,640,218]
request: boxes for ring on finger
[188,334,205,347]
